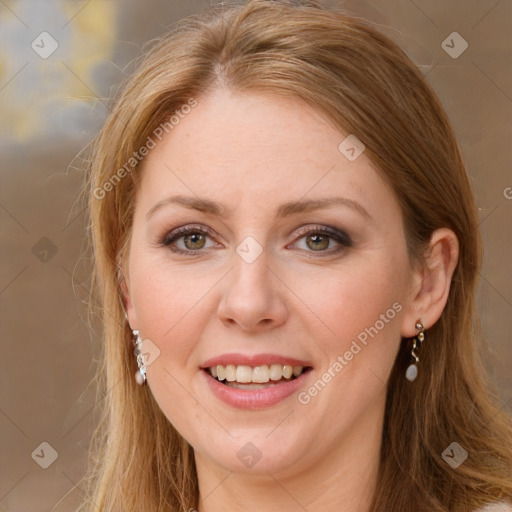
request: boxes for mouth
[199,354,314,409]
[203,364,313,390]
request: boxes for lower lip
[201,369,312,410]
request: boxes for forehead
[137,89,396,221]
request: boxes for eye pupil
[307,234,329,251]
[185,233,206,250]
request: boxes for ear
[400,228,459,337]
[119,262,138,330]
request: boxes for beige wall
[0,1,510,510]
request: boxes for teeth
[270,364,283,381]
[225,364,236,382]
[208,364,305,383]
[236,365,253,383]
[252,365,270,383]
[282,364,293,379]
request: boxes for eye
[291,225,352,255]
[159,224,352,257]
[159,225,218,255]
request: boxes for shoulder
[474,502,512,512]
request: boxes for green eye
[182,232,207,250]
[292,225,352,255]
[305,233,330,251]
[160,224,351,256]
[161,225,216,255]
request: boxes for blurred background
[0,0,510,510]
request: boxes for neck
[194,390,385,512]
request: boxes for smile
[206,364,308,389]
[200,354,314,409]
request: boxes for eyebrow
[146,194,372,221]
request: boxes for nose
[216,248,288,332]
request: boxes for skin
[122,88,459,512]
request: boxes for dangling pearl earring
[132,329,147,385]
[405,321,425,382]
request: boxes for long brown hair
[79,1,512,510]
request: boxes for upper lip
[201,353,313,369]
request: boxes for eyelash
[159,224,352,257]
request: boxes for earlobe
[401,228,459,337]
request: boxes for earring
[132,329,147,385]
[405,321,425,382]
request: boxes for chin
[194,427,311,475]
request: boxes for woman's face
[124,89,418,478]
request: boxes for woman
[79,1,512,510]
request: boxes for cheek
[298,258,406,343]
[128,256,217,390]
[130,255,212,336]
[292,261,405,435]
[128,260,213,441]
[292,255,408,412]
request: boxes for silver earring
[132,329,147,385]
[405,321,425,382]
